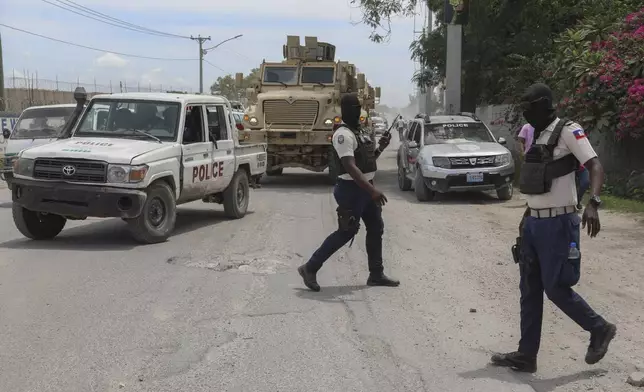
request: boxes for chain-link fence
[2,73,194,112]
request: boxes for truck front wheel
[127,182,177,244]
[13,205,67,240]
[223,169,250,219]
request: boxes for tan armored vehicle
[235,35,381,180]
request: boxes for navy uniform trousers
[518,212,606,356]
[305,179,384,274]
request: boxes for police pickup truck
[10,92,267,243]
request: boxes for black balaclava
[520,83,557,135]
[341,93,361,130]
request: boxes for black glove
[378,133,391,150]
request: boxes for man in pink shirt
[517,123,534,154]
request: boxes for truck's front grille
[33,158,107,183]
[449,156,496,168]
[263,100,319,125]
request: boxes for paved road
[1,136,643,392]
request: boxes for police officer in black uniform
[297,93,400,292]
[492,83,616,372]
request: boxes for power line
[44,0,190,39]
[0,23,197,61]
[204,59,226,72]
[40,0,183,39]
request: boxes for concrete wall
[1,88,100,113]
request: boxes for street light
[198,34,243,94]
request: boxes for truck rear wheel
[266,168,283,176]
[224,169,250,219]
[127,182,176,244]
[12,205,67,240]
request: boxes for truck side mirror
[2,128,10,139]
[357,73,365,89]
[375,87,381,98]
[498,137,506,145]
[235,73,244,88]
[246,87,257,101]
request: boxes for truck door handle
[203,153,209,158]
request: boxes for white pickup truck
[10,92,267,243]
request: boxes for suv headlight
[432,157,451,169]
[13,158,35,177]
[494,153,511,166]
[107,164,149,183]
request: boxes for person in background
[517,123,534,156]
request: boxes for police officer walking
[491,83,616,372]
[297,93,400,292]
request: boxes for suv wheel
[496,183,514,201]
[398,165,412,191]
[414,169,434,201]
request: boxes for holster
[336,207,359,232]
[511,237,522,264]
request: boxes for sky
[0,0,428,107]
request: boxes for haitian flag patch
[572,129,586,139]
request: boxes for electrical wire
[203,59,226,72]
[41,0,183,39]
[0,23,196,61]
[44,0,190,39]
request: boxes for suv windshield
[301,67,334,84]
[263,66,298,85]
[424,123,494,145]
[12,106,75,139]
[75,99,180,142]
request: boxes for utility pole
[191,35,211,94]
[0,32,5,111]
[443,0,468,114]
[424,8,433,115]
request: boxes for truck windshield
[263,66,298,85]
[424,123,495,145]
[11,106,75,139]
[75,99,181,142]
[301,67,334,84]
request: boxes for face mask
[341,95,361,128]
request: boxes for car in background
[396,112,514,201]
[371,116,386,135]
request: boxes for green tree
[353,0,638,110]
[210,68,260,100]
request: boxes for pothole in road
[167,254,288,274]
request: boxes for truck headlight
[494,153,511,166]
[107,164,148,183]
[324,118,333,126]
[248,117,258,125]
[432,157,451,169]
[14,158,35,176]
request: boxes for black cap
[521,83,553,107]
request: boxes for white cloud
[95,53,128,68]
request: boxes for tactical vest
[519,118,579,195]
[332,125,378,177]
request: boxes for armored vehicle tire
[414,170,435,202]
[266,168,283,176]
[13,205,67,240]
[224,169,250,219]
[127,182,177,244]
[496,183,514,201]
[398,165,412,191]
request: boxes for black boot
[490,351,537,373]
[366,273,400,287]
[585,322,617,364]
[298,264,320,292]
